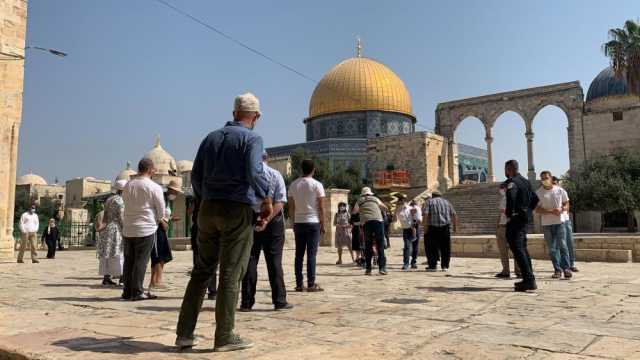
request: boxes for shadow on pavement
[416,286,511,293]
[42,283,115,290]
[51,336,199,354]
[380,298,429,304]
[136,306,215,312]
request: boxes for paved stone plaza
[2,239,640,360]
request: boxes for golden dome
[308,57,413,119]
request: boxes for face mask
[30,208,35,213]
[168,194,177,201]
[542,179,553,188]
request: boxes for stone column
[320,188,350,247]
[0,1,28,261]
[525,131,536,182]
[484,135,496,182]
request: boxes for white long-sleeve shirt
[20,212,39,234]
[122,176,165,238]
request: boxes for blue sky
[18,0,640,182]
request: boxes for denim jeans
[402,228,418,267]
[542,223,569,271]
[563,220,575,267]
[293,223,321,288]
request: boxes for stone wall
[580,95,640,165]
[65,178,112,209]
[417,234,640,263]
[0,0,27,260]
[320,188,349,247]
[367,131,445,192]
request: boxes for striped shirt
[423,197,456,227]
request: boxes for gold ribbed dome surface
[309,57,413,119]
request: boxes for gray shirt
[355,195,383,224]
[423,197,456,227]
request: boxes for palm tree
[603,20,640,96]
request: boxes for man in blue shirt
[240,152,292,312]
[176,93,273,353]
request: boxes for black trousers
[191,224,216,294]
[426,225,451,269]
[241,214,287,308]
[122,234,154,299]
[506,219,535,282]
[45,237,57,258]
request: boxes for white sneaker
[175,336,198,349]
[441,268,449,272]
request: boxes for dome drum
[305,110,414,141]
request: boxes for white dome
[143,136,177,175]
[176,160,193,173]
[115,161,137,182]
[16,173,47,186]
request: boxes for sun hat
[167,180,183,194]
[360,187,374,196]
[113,179,128,191]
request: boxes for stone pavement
[2,238,640,360]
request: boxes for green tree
[603,20,640,96]
[565,152,640,231]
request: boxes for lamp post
[0,46,67,60]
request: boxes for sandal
[306,284,324,292]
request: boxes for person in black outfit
[189,197,217,299]
[504,160,538,292]
[41,218,60,259]
[240,153,291,311]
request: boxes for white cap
[361,187,373,196]
[113,179,128,191]
[234,92,261,114]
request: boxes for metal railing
[13,220,96,248]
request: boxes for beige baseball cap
[234,92,261,114]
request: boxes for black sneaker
[238,306,252,312]
[494,272,511,278]
[365,269,372,276]
[514,281,537,292]
[207,292,216,300]
[274,303,294,311]
[214,334,254,352]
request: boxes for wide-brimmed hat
[234,92,261,114]
[113,179,128,191]
[167,180,183,194]
[360,187,374,196]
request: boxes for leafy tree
[564,151,640,231]
[603,20,640,96]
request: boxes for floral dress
[334,211,352,249]
[96,194,124,276]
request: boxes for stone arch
[436,81,584,185]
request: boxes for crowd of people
[13,92,579,353]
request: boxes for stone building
[15,173,65,206]
[65,177,112,210]
[0,0,27,260]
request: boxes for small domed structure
[143,135,177,175]
[586,67,629,102]
[16,173,47,186]
[176,160,193,173]
[115,161,137,182]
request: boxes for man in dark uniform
[504,160,538,292]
